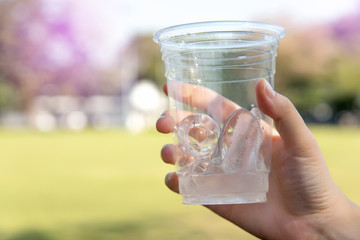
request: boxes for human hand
[156,79,360,239]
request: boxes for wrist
[312,197,360,240]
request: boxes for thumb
[256,79,317,151]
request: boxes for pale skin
[156,79,360,240]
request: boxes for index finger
[166,81,239,123]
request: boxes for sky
[51,0,360,36]
[108,0,360,33]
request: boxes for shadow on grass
[67,217,211,240]
[3,216,212,240]
[6,230,54,240]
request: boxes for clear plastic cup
[154,21,285,205]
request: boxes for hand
[156,79,360,239]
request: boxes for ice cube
[177,113,220,161]
[191,158,224,175]
[219,108,263,173]
[192,161,210,174]
[250,105,263,120]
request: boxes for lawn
[0,126,359,240]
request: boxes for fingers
[161,145,180,194]
[161,144,194,167]
[156,110,194,133]
[161,144,178,164]
[256,79,318,152]
[166,82,239,123]
[156,114,174,133]
[165,172,179,193]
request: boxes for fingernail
[165,172,173,183]
[158,114,166,119]
[158,111,169,120]
[264,80,275,99]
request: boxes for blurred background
[0,0,359,239]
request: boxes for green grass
[0,126,359,239]
[310,126,360,202]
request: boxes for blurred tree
[0,0,98,116]
[0,77,21,114]
[275,25,337,113]
[275,13,360,119]
[137,35,165,88]
[0,0,138,120]
[330,7,360,98]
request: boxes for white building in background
[28,79,167,132]
[126,80,167,133]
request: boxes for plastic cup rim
[153,21,286,49]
